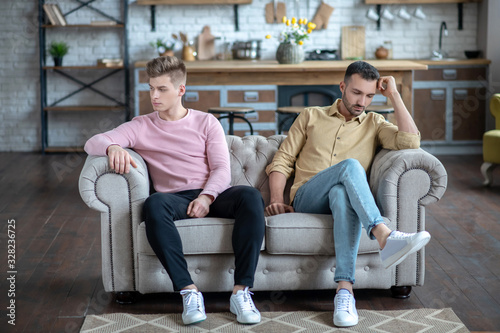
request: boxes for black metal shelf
[38,0,130,153]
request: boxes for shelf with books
[38,0,130,153]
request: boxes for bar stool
[275,106,305,134]
[208,107,256,135]
[366,104,395,120]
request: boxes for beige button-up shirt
[266,99,421,203]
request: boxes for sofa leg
[115,291,139,304]
[390,286,412,299]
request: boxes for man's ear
[178,84,186,96]
[339,81,345,94]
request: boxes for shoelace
[390,231,412,239]
[336,293,352,312]
[180,290,202,313]
[236,287,257,312]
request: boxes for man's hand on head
[107,145,138,174]
[377,76,398,98]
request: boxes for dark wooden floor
[1,152,499,332]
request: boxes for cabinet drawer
[414,67,486,81]
[452,88,486,141]
[227,90,276,103]
[183,90,220,112]
[413,89,446,141]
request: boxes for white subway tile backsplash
[0,0,482,151]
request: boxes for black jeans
[143,185,265,291]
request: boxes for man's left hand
[187,195,213,218]
[377,76,398,98]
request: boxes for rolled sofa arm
[78,149,150,292]
[369,148,447,231]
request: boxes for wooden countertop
[413,58,491,66]
[134,60,428,71]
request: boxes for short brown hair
[344,61,380,85]
[146,56,187,87]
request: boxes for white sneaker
[380,230,431,269]
[333,289,358,327]
[180,289,207,325]
[229,287,261,324]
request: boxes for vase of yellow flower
[276,43,304,64]
[267,17,316,64]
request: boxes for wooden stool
[366,104,395,120]
[208,107,256,135]
[276,106,305,134]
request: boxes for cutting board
[341,26,365,60]
[197,26,215,60]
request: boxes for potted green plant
[48,41,69,66]
[150,38,175,57]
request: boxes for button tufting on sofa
[364,266,370,271]
[195,269,201,274]
[228,268,234,274]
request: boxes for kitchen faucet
[432,21,448,59]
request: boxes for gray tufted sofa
[79,135,447,302]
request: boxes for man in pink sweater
[84,56,264,325]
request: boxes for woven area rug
[80,308,469,332]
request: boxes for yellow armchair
[481,94,500,186]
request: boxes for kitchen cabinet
[413,65,488,154]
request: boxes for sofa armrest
[369,148,447,231]
[78,149,150,292]
[79,149,149,212]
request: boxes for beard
[341,94,366,117]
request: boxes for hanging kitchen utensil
[265,2,274,23]
[341,25,365,60]
[265,1,286,24]
[276,2,286,21]
[311,1,334,30]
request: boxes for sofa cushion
[265,213,380,255]
[137,218,266,256]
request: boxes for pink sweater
[84,110,231,199]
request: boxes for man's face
[149,75,184,112]
[339,74,377,118]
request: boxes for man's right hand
[265,202,294,216]
[107,145,138,174]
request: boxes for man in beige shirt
[265,61,431,328]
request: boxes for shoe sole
[182,314,207,325]
[230,303,261,324]
[334,317,358,327]
[382,232,431,269]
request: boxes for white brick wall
[0,0,480,151]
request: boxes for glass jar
[383,40,393,59]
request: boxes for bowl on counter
[464,50,481,59]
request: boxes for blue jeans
[292,159,385,284]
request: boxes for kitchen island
[135,60,428,114]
